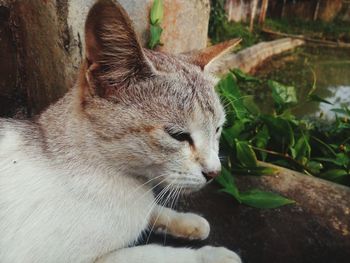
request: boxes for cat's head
[80,0,240,191]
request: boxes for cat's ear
[185,38,242,74]
[83,0,153,95]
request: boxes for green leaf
[313,157,343,166]
[269,80,298,113]
[253,125,270,161]
[217,73,248,119]
[260,115,295,151]
[216,167,240,200]
[335,153,350,167]
[150,0,163,25]
[239,189,295,209]
[306,161,323,174]
[293,134,311,163]
[148,24,163,49]
[331,107,350,117]
[243,95,260,115]
[235,140,258,167]
[308,94,333,105]
[222,118,250,148]
[231,68,259,82]
[216,166,234,186]
[320,169,348,183]
[231,166,277,176]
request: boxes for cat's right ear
[82,0,154,97]
[184,38,242,74]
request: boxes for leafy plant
[208,0,260,47]
[216,70,350,208]
[149,0,163,49]
[217,72,295,209]
[264,18,350,43]
[216,167,295,209]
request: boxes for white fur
[0,121,241,263]
[0,123,154,262]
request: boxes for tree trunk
[258,0,268,25]
[313,0,320,21]
[281,0,286,18]
[249,0,258,32]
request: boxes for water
[252,47,350,119]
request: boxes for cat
[0,0,242,262]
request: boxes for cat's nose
[202,170,220,181]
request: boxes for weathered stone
[68,0,210,55]
[145,164,350,263]
[214,38,305,74]
[159,0,210,54]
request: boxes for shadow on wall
[0,6,27,118]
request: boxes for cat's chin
[164,182,207,194]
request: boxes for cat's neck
[36,87,110,172]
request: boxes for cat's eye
[165,128,193,145]
[216,127,221,133]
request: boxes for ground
[145,183,350,263]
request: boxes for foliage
[216,70,350,207]
[264,18,350,43]
[208,0,260,47]
[148,0,163,49]
[216,167,295,209]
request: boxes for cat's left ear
[82,0,154,97]
[184,38,241,74]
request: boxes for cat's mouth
[138,170,208,194]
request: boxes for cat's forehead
[145,50,193,73]
[143,50,224,124]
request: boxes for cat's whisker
[143,183,172,228]
[146,176,177,244]
[163,188,179,244]
[131,176,168,206]
[129,174,164,197]
[175,186,183,209]
[145,184,174,244]
[135,183,171,240]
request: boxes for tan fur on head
[52,0,236,190]
[69,0,234,189]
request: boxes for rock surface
[68,0,210,56]
[146,166,350,263]
[215,38,305,74]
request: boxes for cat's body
[0,110,153,262]
[0,1,241,262]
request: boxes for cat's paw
[156,212,210,240]
[197,246,242,263]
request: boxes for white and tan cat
[0,0,241,262]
